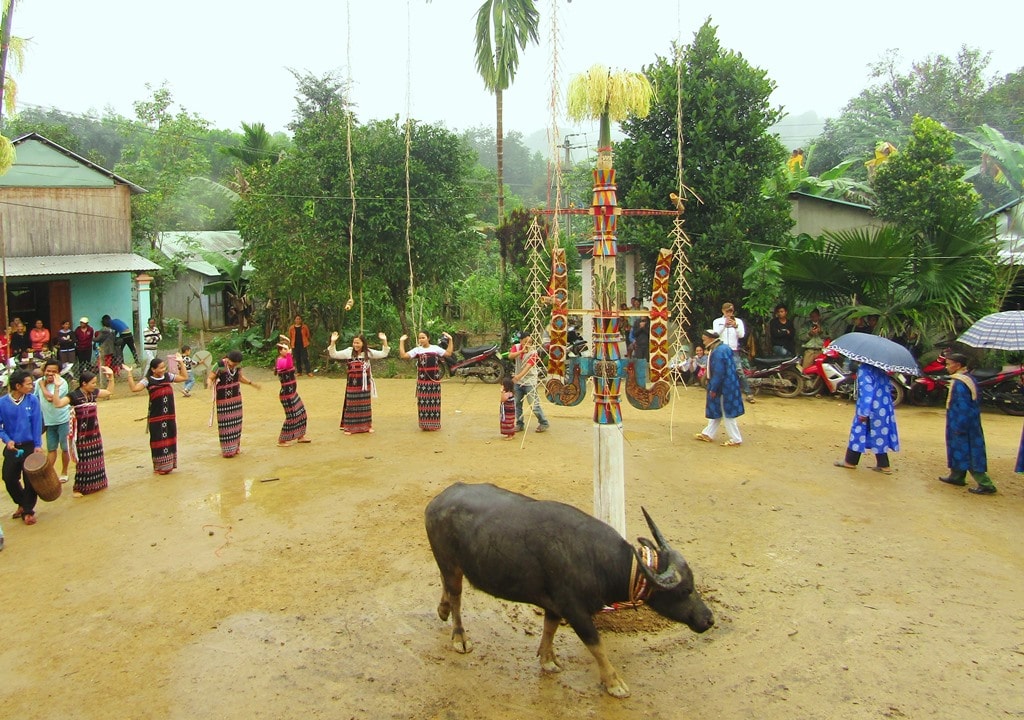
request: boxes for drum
[23,452,61,502]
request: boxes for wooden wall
[0,186,133,256]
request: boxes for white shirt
[712,315,746,352]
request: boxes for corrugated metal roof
[157,231,252,274]
[5,134,146,194]
[0,253,163,277]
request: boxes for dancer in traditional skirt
[209,350,260,457]
[327,331,389,434]
[499,377,516,439]
[275,339,310,446]
[126,357,188,475]
[398,331,452,431]
[67,367,115,496]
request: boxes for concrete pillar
[136,274,154,361]
[593,424,626,537]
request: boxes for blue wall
[69,273,134,326]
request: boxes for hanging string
[404,0,420,331]
[344,0,356,313]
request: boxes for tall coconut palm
[473,0,539,234]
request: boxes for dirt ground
[1,367,1022,720]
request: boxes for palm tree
[473,0,539,233]
[222,122,284,168]
[0,0,26,172]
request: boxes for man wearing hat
[695,328,745,446]
[74,317,95,372]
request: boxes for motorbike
[437,337,505,384]
[744,355,805,398]
[905,351,950,406]
[565,324,589,358]
[912,365,1024,416]
[802,346,905,406]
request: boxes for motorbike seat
[972,368,1001,381]
[460,344,495,358]
[751,355,793,368]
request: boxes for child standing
[499,377,516,439]
[57,320,76,368]
[178,345,197,396]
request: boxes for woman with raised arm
[327,331,389,434]
[68,367,116,495]
[208,350,260,458]
[399,331,452,431]
[126,357,188,475]
[274,338,309,446]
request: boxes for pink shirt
[276,353,295,373]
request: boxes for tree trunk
[496,87,505,281]
[0,0,15,129]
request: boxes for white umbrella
[958,311,1024,351]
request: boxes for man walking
[508,330,550,433]
[694,329,744,446]
[712,301,754,403]
[1,370,45,525]
[74,317,95,372]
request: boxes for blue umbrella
[958,311,1024,351]
[827,333,920,376]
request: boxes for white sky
[10,0,1024,151]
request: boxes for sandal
[721,440,742,447]
[23,513,37,525]
[296,438,311,443]
[693,433,712,443]
[12,507,23,519]
[871,466,893,475]
[833,461,856,469]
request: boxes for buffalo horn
[636,538,683,590]
[641,507,670,550]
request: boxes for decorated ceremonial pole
[566,66,653,537]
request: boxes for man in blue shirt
[1,370,45,525]
[101,314,139,365]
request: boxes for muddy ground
[1,368,1022,719]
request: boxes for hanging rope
[404,0,421,332]
[344,0,356,314]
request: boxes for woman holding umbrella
[828,333,917,475]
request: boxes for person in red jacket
[287,315,313,377]
[74,317,95,372]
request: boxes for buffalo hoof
[451,631,472,654]
[539,657,563,674]
[604,678,630,698]
[437,601,451,621]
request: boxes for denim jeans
[514,382,548,427]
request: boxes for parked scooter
[905,351,950,406]
[745,355,804,398]
[438,337,505,384]
[802,345,905,406]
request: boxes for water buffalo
[424,482,714,698]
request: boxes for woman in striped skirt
[67,367,115,495]
[398,331,453,431]
[209,350,260,458]
[275,340,310,446]
[327,331,389,434]
[126,357,188,474]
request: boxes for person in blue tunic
[833,362,899,473]
[694,329,744,446]
[939,353,997,495]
